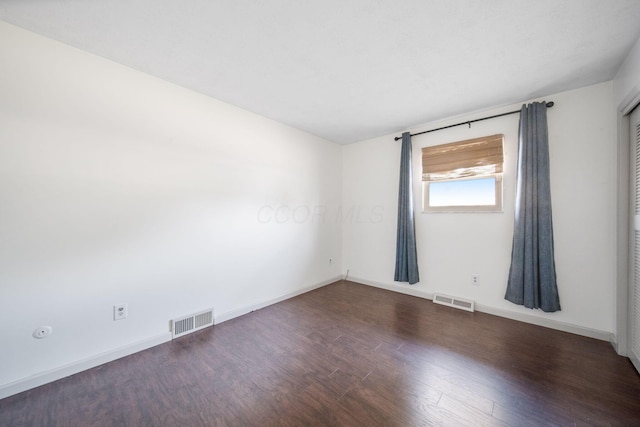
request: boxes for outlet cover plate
[114,304,128,320]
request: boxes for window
[422,134,504,212]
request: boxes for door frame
[615,86,640,357]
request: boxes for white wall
[0,22,342,392]
[343,82,616,336]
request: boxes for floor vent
[432,294,475,312]
[171,308,214,339]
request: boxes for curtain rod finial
[546,101,554,108]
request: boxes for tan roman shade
[422,134,504,181]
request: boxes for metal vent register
[432,294,475,312]
[171,308,214,339]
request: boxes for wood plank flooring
[1,280,639,426]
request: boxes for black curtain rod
[394,101,554,141]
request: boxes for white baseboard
[214,275,342,325]
[2,275,610,401]
[0,332,172,401]
[610,333,621,355]
[630,352,640,374]
[0,276,342,401]
[474,303,611,341]
[347,275,434,300]
[348,276,611,342]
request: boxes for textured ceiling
[1,0,640,144]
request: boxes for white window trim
[422,174,503,213]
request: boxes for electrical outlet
[114,304,128,321]
[472,274,480,286]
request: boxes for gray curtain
[505,102,561,312]
[394,132,419,284]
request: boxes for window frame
[422,174,503,213]
[421,134,504,214]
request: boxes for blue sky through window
[429,177,496,207]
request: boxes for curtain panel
[394,132,420,284]
[505,102,561,312]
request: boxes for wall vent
[432,294,475,312]
[171,308,214,339]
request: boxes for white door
[630,105,640,373]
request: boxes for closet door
[630,105,640,373]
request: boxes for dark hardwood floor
[2,280,640,426]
